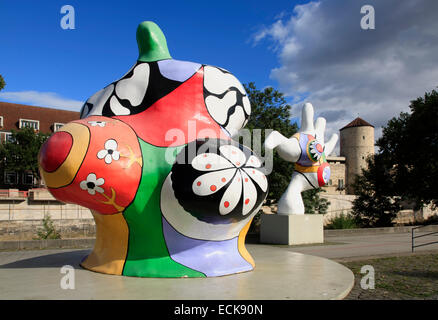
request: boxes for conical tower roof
[340,117,374,131]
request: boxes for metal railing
[411,224,438,252]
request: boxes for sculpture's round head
[39,116,142,213]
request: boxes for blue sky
[0,0,306,111]
[2,0,438,153]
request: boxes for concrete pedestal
[0,245,354,299]
[260,214,324,245]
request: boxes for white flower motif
[191,145,267,216]
[88,120,106,127]
[309,140,323,161]
[97,139,120,164]
[80,173,105,195]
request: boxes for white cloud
[253,0,438,154]
[0,91,83,111]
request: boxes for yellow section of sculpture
[294,162,320,173]
[237,218,255,268]
[80,211,129,275]
[40,123,90,188]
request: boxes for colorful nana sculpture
[38,21,268,278]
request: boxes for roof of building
[0,101,80,134]
[340,117,374,131]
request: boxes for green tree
[242,82,329,213]
[243,82,296,202]
[302,188,330,215]
[0,74,5,91]
[0,127,49,185]
[351,155,402,227]
[351,88,438,226]
[377,88,438,209]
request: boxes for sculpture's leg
[238,218,255,268]
[277,172,311,215]
[80,211,129,275]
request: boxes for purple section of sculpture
[297,134,313,167]
[158,59,201,82]
[161,217,253,277]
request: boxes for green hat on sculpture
[136,21,172,62]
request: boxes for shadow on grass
[0,249,90,270]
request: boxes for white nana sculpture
[265,103,338,215]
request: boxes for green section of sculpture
[122,139,205,277]
[136,21,172,62]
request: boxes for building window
[337,179,344,190]
[0,116,3,127]
[19,119,39,130]
[328,179,333,186]
[4,132,14,143]
[4,172,17,185]
[22,172,34,185]
[53,123,65,132]
[363,136,365,140]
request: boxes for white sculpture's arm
[265,131,301,163]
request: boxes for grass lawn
[340,252,438,299]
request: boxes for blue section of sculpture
[158,59,201,82]
[161,217,253,277]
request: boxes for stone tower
[340,118,375,194]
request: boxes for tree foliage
[36,214,61,240]
[243,82,296,203]
[377,88,438,209]
[352,87,438,226]
[302,188,330,215]
[243,82,329,213]
[0,74,5,91]
[351,155,402,227]
[0,127,49,181]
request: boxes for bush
[419,214,438,226]
[36,214,61,239]
[325,213,357,230]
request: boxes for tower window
[363,136,365,140]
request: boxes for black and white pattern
[80,61,184,119]
[170,139,267,224]
[203,66,251,137]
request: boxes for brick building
[0,101,80,189]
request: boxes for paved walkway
[279,230,438,260]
